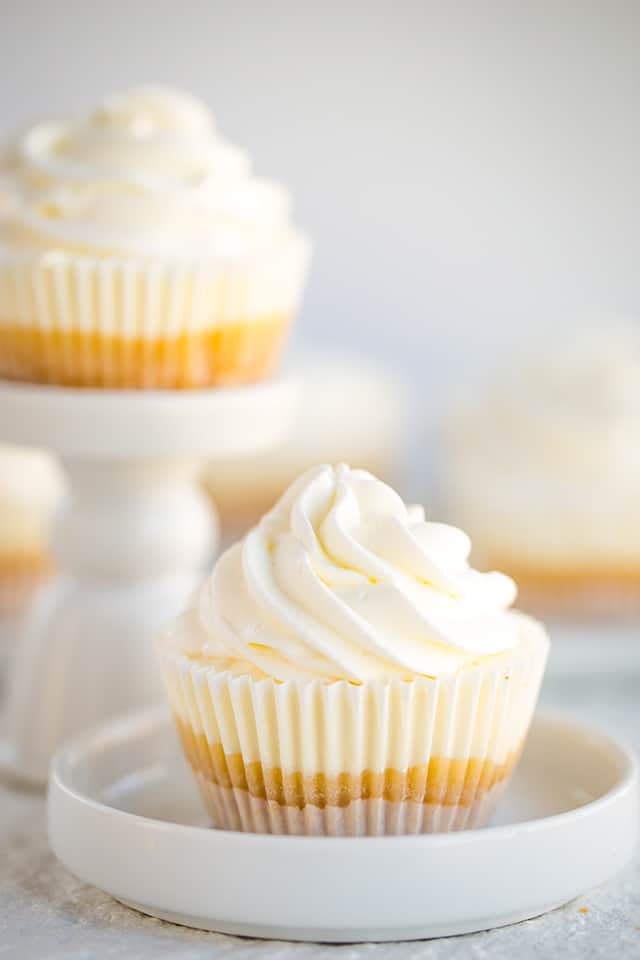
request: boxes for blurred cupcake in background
[203,349,408,534]
[0,86,309,388]
[443,320,640,618]
[0,445,65,616]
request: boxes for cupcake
[444,322,640,617]
[0,86,309,389]
[0,444,65,615]
[203,349,408,532]
[159,464,548,836]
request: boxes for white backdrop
[1,0,639,411]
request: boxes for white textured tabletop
[1,624,639,959]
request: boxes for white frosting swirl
[449,320,640,502]
[186,465,519,681]
[2,86,295,259]
[19,86,248,187]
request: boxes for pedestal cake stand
[0,378,293,784]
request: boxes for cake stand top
[0,378,295,459]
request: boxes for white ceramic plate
[48,708,638,942]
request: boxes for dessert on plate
[203,350,408,531]
[160,464,549,836]
[0,444,65,615]
[444,322,640,617]
[0,86,309,388]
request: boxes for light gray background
[2,0,639,410]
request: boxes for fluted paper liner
[160,618,548,835]
[0,233,310,388]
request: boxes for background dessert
[203,349,408,533]
[443,322,640,617]
[0,444,65,615]
[0,86,309,388]
[160,464,548,836]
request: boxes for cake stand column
[0,379,293,784]
[55,459,215,582]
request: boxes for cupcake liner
[160,618,548,836]
[0,233,310,388]
[187,777,505,836]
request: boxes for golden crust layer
[0,549,50,576]
[491,559,640,589]
[0,315,289,388]
[486,554,640,616]
[174,717,519,810]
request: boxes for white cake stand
[0,378,294,785]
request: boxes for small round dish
[47,707,638,943]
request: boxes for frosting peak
[190,465,519,681]
[18,86,247,187]
[91,86,215,139]
[1,86,298,260]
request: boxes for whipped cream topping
[19,86,248,187]
[1,86,296,259]
[449,319,640,502]
[493,322,640,422]
[184,465,519,681]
